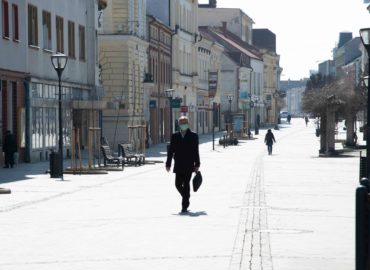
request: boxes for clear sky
[198,0,370,80]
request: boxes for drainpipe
[249,67,254,134]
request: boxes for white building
[285,87,305,117]
[170,0,200,131]
[0,0,102,164]
[198,6,254,45]
[196,32,223,134]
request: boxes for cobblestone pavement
[0,118,359,270]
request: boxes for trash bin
[50,152,62,178]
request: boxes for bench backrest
[119,144,134,157]
[101,145,113,158]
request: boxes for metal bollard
[356,177,370,270]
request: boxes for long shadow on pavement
[0,132,227,184]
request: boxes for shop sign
[171,98,182,108]
[180,106,188,113]
[149,100,156,108]
[208,71,218,98]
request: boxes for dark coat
[3,133,17,154]
[166,129,200,173]
[264,131,276,146]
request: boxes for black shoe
[180,208,189,214]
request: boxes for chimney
[222,21,227,35]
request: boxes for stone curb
[0,187,11,194]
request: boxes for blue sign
[240,91,250,99]
[149,100,156,108]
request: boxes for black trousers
[175,172,193,210]
[267,144,273,155]
[4,152,14,168]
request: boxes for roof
[198,26,262,64]
[213,32,261,60]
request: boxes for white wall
[198,8,253,44]
[25,0,97,86]
[220,54,238,112]
[251,58,264,105]
[0,0,27,73]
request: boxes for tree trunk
[320,114,327,153]
[345,113,355,147]
[326,110,336,153]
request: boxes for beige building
[98,0,149,149]
[260,50,283,125]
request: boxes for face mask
[179,124,189,131]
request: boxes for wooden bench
[101,145,124,170]
[118,143,145,166]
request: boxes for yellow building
[261,50,282,125]
[98,0,149,149]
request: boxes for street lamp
[165,89,174,137]
[360,28,370,177]
[227,94,233,132]
[254,97,260,135]
[51,53,68,180]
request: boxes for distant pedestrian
[166,116,200,214]
[287,114,291,124]
[304,116,309,126]
[2,130,17,168]
[264,129,276,155]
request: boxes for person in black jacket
[166,116,200,213]
[2,130,17,168]
[264,129,276,155]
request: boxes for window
[56,16,64,53]
[12,4,18,40]
[28,4,38,46]
[2,1,9,38]
[32,107,43,149]
[42,10,51,49]
[79,25,85,60]
[68,21,75,58]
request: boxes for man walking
[264,129,276,155]
[166,116,200,213]
[2,130,17,168]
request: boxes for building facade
[199,25,264,133]
[146,15,172,144]
[252,29,282,125]
[198,5,254,45]
[1,0,102,164]
[99,0,148,150]
[170,0,200,132]
[196,32,223,135]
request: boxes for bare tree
[303,72,366,153]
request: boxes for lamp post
[165,89,174,138]
[360,28,370,177]
[51,53,68,180]
[254,97,259,135]
[227,94,233,132]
